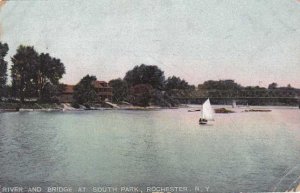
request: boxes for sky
[0,0,300,87]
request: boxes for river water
[0,106,300,192]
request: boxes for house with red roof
[59,85,75,103]
[59,80,112,103]
[91,80,113,102]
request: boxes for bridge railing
[174,89,300,99]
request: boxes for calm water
[0,106,300,192]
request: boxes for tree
[124,64,165,89]
[109,78,128,103]
[0,42,9,98]
[11,45,65,102]
[40,83,63,103]
[11,45,39,102]
[165,76,194,90]
[268,82,278,90]
[73,75,98,104]
[287,84,293,89]
[129,84,153,107]
[202,79,242,90]
[36,53,65,100]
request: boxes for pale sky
[0,0,300,87]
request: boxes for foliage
[11,45,65,102]
[36,53,65,100]
[40,83,60,103]
[71,102,80,109]
[268,82,278,90]
[124,64,165,89]
[108,78,128,103]
[11,45,40,102]
[165,76,195,91]
[286,84,293,90]
[0,85,12,98]
[0,42,9,98]
[123,64,186,107]
[73,75,98,104]
[200,79,242,90]
[151,90,179,107]
[129,84,153,107]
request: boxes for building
[92,80,113,102]
[59,80,112,103]
[59,85,75,103]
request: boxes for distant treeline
[179,80,300,106]
[0,41,299,107]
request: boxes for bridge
[173,89,300,105]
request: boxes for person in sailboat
[199,98,214,125]
[199,118,208,124]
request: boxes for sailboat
[199,98,215,125]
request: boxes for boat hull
[199,118,208,125]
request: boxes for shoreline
[1,101,299,113]
[0,105,181,113]
[0,104,299,113]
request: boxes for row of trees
[197,80,295,91]
[0,41,65,102]
[74,63,297,107]
[72,64,195,107]
[108,64,195,106]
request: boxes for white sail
[201,99,214,120]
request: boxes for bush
[71,102,80,109]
